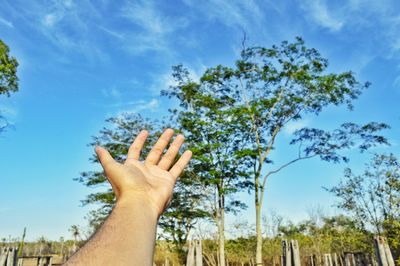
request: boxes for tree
[0,39,19,134]
[163,65,253,266]
[327,153,400,259]
[77,113,206,262]
[69,225,81,252]
[0,40,18,96]
[164,37,389,264]
[278,214,373,257]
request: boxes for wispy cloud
[182,0,264,34]
[1,0,108,63]
[116,98,159,116]
[284,119,311,135]
[98,26,124,40]
[0,16,13,28]
[0,105,18,118]
[300,0,343,31]
[121,0,189,55]
[42,13,62,27]
[149,65,203,96]
[122,0,167,35]
[102,87,122,99]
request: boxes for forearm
[64,197,158,266]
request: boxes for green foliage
[163,63,254,264]
[278,215,373,255]
[328,153,400,259]
[163,37,389,263]
[0,39,19,134]
[0,39,18,97]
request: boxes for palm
[96,129,192,217]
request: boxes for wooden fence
[184,236,396,266]
[0,247,18,266]
[1,235,396,266]
[0,247,52,266]
[279,236,395,266]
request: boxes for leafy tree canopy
[0,39,18,97]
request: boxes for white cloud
[149,65,203,96]
[183,0,264,33]
[0,16,13,28]
[63,0,73,8]
[0,106,18,118]
[42,13,60,27]
[102,87,122,99]
[121,0,189,54]
[284,119,311,135]
[300,0,344,31]
[117,98,159,115]
[122,1,165,35]
[98,26,124,40]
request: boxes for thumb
[95,146,120,198]
[95,146,115,170]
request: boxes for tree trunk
[255,185,263,265]
[218,204,226,266]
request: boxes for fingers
[125,130,149,163]
[158,134,185,170]
[145,128,174,165]
[169,150,192,179]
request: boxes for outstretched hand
[95,128,192,218]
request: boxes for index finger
[125,130,149,163]
[169,150,192,179]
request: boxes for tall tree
[69,225,81,252]
[327,153,400,259]
[163,65,253,266]
[164,37,389,264]
[0,39,19,134]
[77,113,206,263]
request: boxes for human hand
[95,129,192,218]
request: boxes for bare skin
[64,129,192,266]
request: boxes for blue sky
[0,0,399,241]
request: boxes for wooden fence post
[5,247,17,266]
[344,253,351,266]
[290,240,301,266]
[282,240,292,266]
[309,255,315,266]
[374,236,395,266]
[0,248,7,266]
[323,254,333,266]
[332,253,339,266]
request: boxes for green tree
[328,153,400,259]
[0,39,19,133]
[69,225,81,252]
[163,65,253,266]
[0,39,18,96]
[164,37,389,264]
[77,113,206,263]
[278,214,373,257]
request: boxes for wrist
[116,193,160,221]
